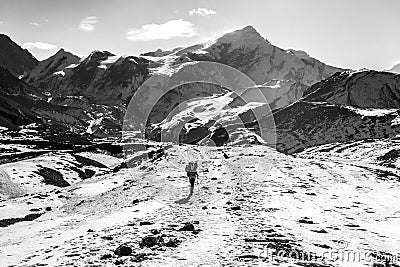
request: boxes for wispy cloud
[189,8,216,16]
[22,42,58,50]
[79,16,98,32]
[29,22,40,27]
[127,19,197,41]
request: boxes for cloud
[189,8,216,16]
[29,22,40,27]
[0,21,3,24]
[127,19,197,41]
[79,16,98,32]
[22,42,58,50]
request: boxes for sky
[0,0,399,70]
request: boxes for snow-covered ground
[1,143,399,266]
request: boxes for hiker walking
[185,161,198,189]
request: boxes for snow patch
[346,106,397,117]
[100,55,120,65]
[53,70,65,76]
[74,176,124,197]
[65,63,78,69]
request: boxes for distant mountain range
[1,26,400,154]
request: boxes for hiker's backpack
[185,162,198,172]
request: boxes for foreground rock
[140,235,162,247]
[114,244,132,256]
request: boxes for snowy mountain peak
[22,46,80,85]
[85,50,115,63]
[388,62,400,74]
[185,25,341,85]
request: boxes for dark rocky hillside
[0,34,38,76]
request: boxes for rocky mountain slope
[270,101,400,153]
[186,26,342,97]
[146,90,270,146]
[150,69,400,154]
[237,80,309,111]
[22,48,81,89]
[303,70,400,108]
[149,90,400,154]
[0,34,38,76]
[0,66,123,136]
[25,50,150,105]
[0,66,45,128]
[261,70,400,153]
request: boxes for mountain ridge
[3,26,400,151]
[21,25,342,113]
[0,34,38,76]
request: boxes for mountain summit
[0,34,38,76]
[187,25,341,86]
[23,48,81,87]
[212,25,270,47]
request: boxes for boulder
[179,223,195,231]
[140,235,161,247]
[114,244,133,256]
[165,237,180,247]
